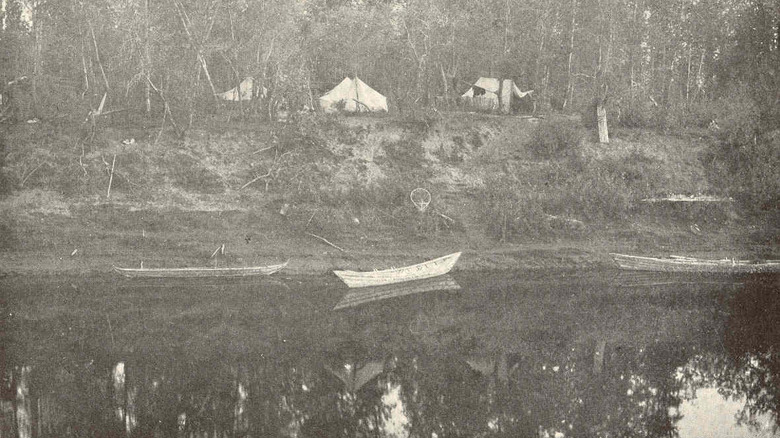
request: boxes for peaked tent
[216,77,267,101]
[319,77,388,113]
[461,77,533,111]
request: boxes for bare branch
[239,170,272,190]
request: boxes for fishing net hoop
[410,188,431,212]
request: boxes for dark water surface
[1,270,778,437]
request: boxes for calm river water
[1,270,778,437]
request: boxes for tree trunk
[534,9,546,95]
[563,0,578,110]
[439,63,448,103]
[503,0,511,55]
[197,54,218,101]
[90,25,110,91]
[31,1,42,117]
[144,0,151,114]
[628,0,639,104]
[80,29,90,99]
[173,0,218,104]
[694,49,705,100]
[685,45,692,104]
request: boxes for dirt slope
[0,112,774,276]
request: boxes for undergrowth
[287,172,457,238]
[527,119,584,159]
[477,150,667,241]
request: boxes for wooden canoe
[113,260,288,278]
[610,253,779,274]
[333,252,462,288]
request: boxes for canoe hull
[113,261,288,278]
[610,253,779,274]
[333,252,461,288]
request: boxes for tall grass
[477,174,549,240]
[476,117,641,240]
[477,151,661,240]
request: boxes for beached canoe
[333,252,462,288]
[610,253,779,274]
[113,260,288,278]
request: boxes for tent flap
[512,83,533,99]
[461,77,532,111]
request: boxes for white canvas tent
[216,77,267,101]
[461,77,533,112]
[319,77,388,113]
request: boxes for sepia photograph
[0,0,778,436]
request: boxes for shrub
[579,100,598,129]
[398,107,441,137]
[275,111,337,153]
[527,119,584,160]
[706,129,780,212]
[681,101,718,130]
[611,98,717,132]
[563,162,634,220]
[0,221,17,249]
[477,153,645,241]
[703,87,779,212]
[381,138,428,171]
[618,102,656,129]
[166,152,225,194]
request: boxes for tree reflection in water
[1,273,778,437]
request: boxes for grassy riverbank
[0,111,776,276]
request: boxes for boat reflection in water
[2,272,779,437]
[333,274,461,310]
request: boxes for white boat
[113,261,289,278]
[610,253,779,274]
[333,252,462,288]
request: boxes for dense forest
[0,0,777,124]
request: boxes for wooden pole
[106,314,115,349]
[305,232,347,253]
[107,153,116,198]
[597,103,609,143]
[594,340,607,374]
[500,79,513,114]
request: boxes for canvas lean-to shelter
[319,77,388,113]
[461,77,533,113]
[216,77,267,101]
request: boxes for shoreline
[1,200,774,280]
[0,247,612,277]
[0,239,766,279]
